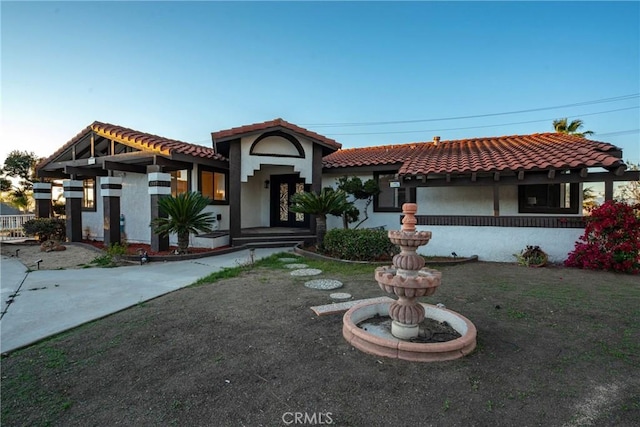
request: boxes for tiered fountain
[342,203,477,362]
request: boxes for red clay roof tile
[211,118,342,151]
[323,133,623,175]
[38,121,225,169]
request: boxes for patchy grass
[1,261,639,426]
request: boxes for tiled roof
[38,121,225,169]
[323,133,624,175]
[211,118,342,150]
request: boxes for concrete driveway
[0,247,292,353]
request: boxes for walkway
[0,247,291,353]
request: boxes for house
[35,118,638,262]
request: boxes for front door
[270,174,310,228]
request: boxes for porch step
[232,234,316,247]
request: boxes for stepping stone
[310,296,394,316]
[277,257,300,262]
[290,268,322,276]
[284,263,309,269]
[330,292,351,301]
[304,279,343,290]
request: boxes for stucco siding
[241,134,313,183]
[417,225,581,263]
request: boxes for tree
[1,150,40,190]
[1,151,41,212]
[552,118,594,138]
[616,162,640,204]
[150,192,216,254]
[582,186,599,212]
[335,176,380,229]
[289,188,351,248]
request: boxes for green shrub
[322,228,399,261]
[106,242,128,257]
[22,218,66,242]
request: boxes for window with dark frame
[199,167,228,204]
[373,171,412,212]
[170,170,189,197]
[518,183,579,214]
[81,178,96,211]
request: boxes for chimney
[433,136,441,145]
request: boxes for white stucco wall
[321,172,584,263]
[241,134,314,183]
[81,193,103,241]
[119,173,152,244]
[417,225,582,263]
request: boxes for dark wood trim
[103,161,147,174]
[153,156,193,171]
[249,130,305,158]
[229,142,242,243]
[311,144,324,235]
[64,166,109,177]
[605,180,614,201]
[412,215,586,228]
[401,170,640,188]
[493,185,500,217]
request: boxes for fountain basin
[375,267,441,297]
[343,301,477,362]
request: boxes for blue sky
[2,1,639,166]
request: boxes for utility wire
[322,106,639,136]
[301,94,639,127]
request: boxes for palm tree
[151,192,216,254]
[290,188,351,247]
[552,118,594,138]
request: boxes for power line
[322,106,639,136]
[301,94,639,127]
[597,129,640,137]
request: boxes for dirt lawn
[1,242,105,271]
[1,250,639,426]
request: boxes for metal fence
[0,214,35,241]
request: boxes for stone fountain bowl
[343,301,477,362]
[387,230,432,247]
[375,266,441,298]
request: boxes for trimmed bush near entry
[323,228,399,261]
[22,218,66,242]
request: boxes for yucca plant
[151,192,216,254]
[290,188,351,248]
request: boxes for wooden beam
[445,173,451,183]
[614,165,626,176]
[517,170,525,180]
[90,133,95,157]
[103,161,147,174]
[604,180,614,201]
[580,168,588,178]
[110,139,115,156]
[72,145,76,161]
[471,172,477,182]
[37,170,69,179]
[493,185,500,217]
[153,155,192,171]
[493,172,500,182]
[548,169,556,179]
[64,166,108,177]
[401,170,640,188]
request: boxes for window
[373,171,414,212]
[82,178,96,211]
[518,183,579,214]
[199,167,228,204]
[170,170,189,197]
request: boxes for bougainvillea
[565,200,640,274]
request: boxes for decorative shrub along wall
[565,201,640,274]
[22,218,66,242]
[322,228,399,261]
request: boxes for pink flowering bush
[565,200,640,274]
